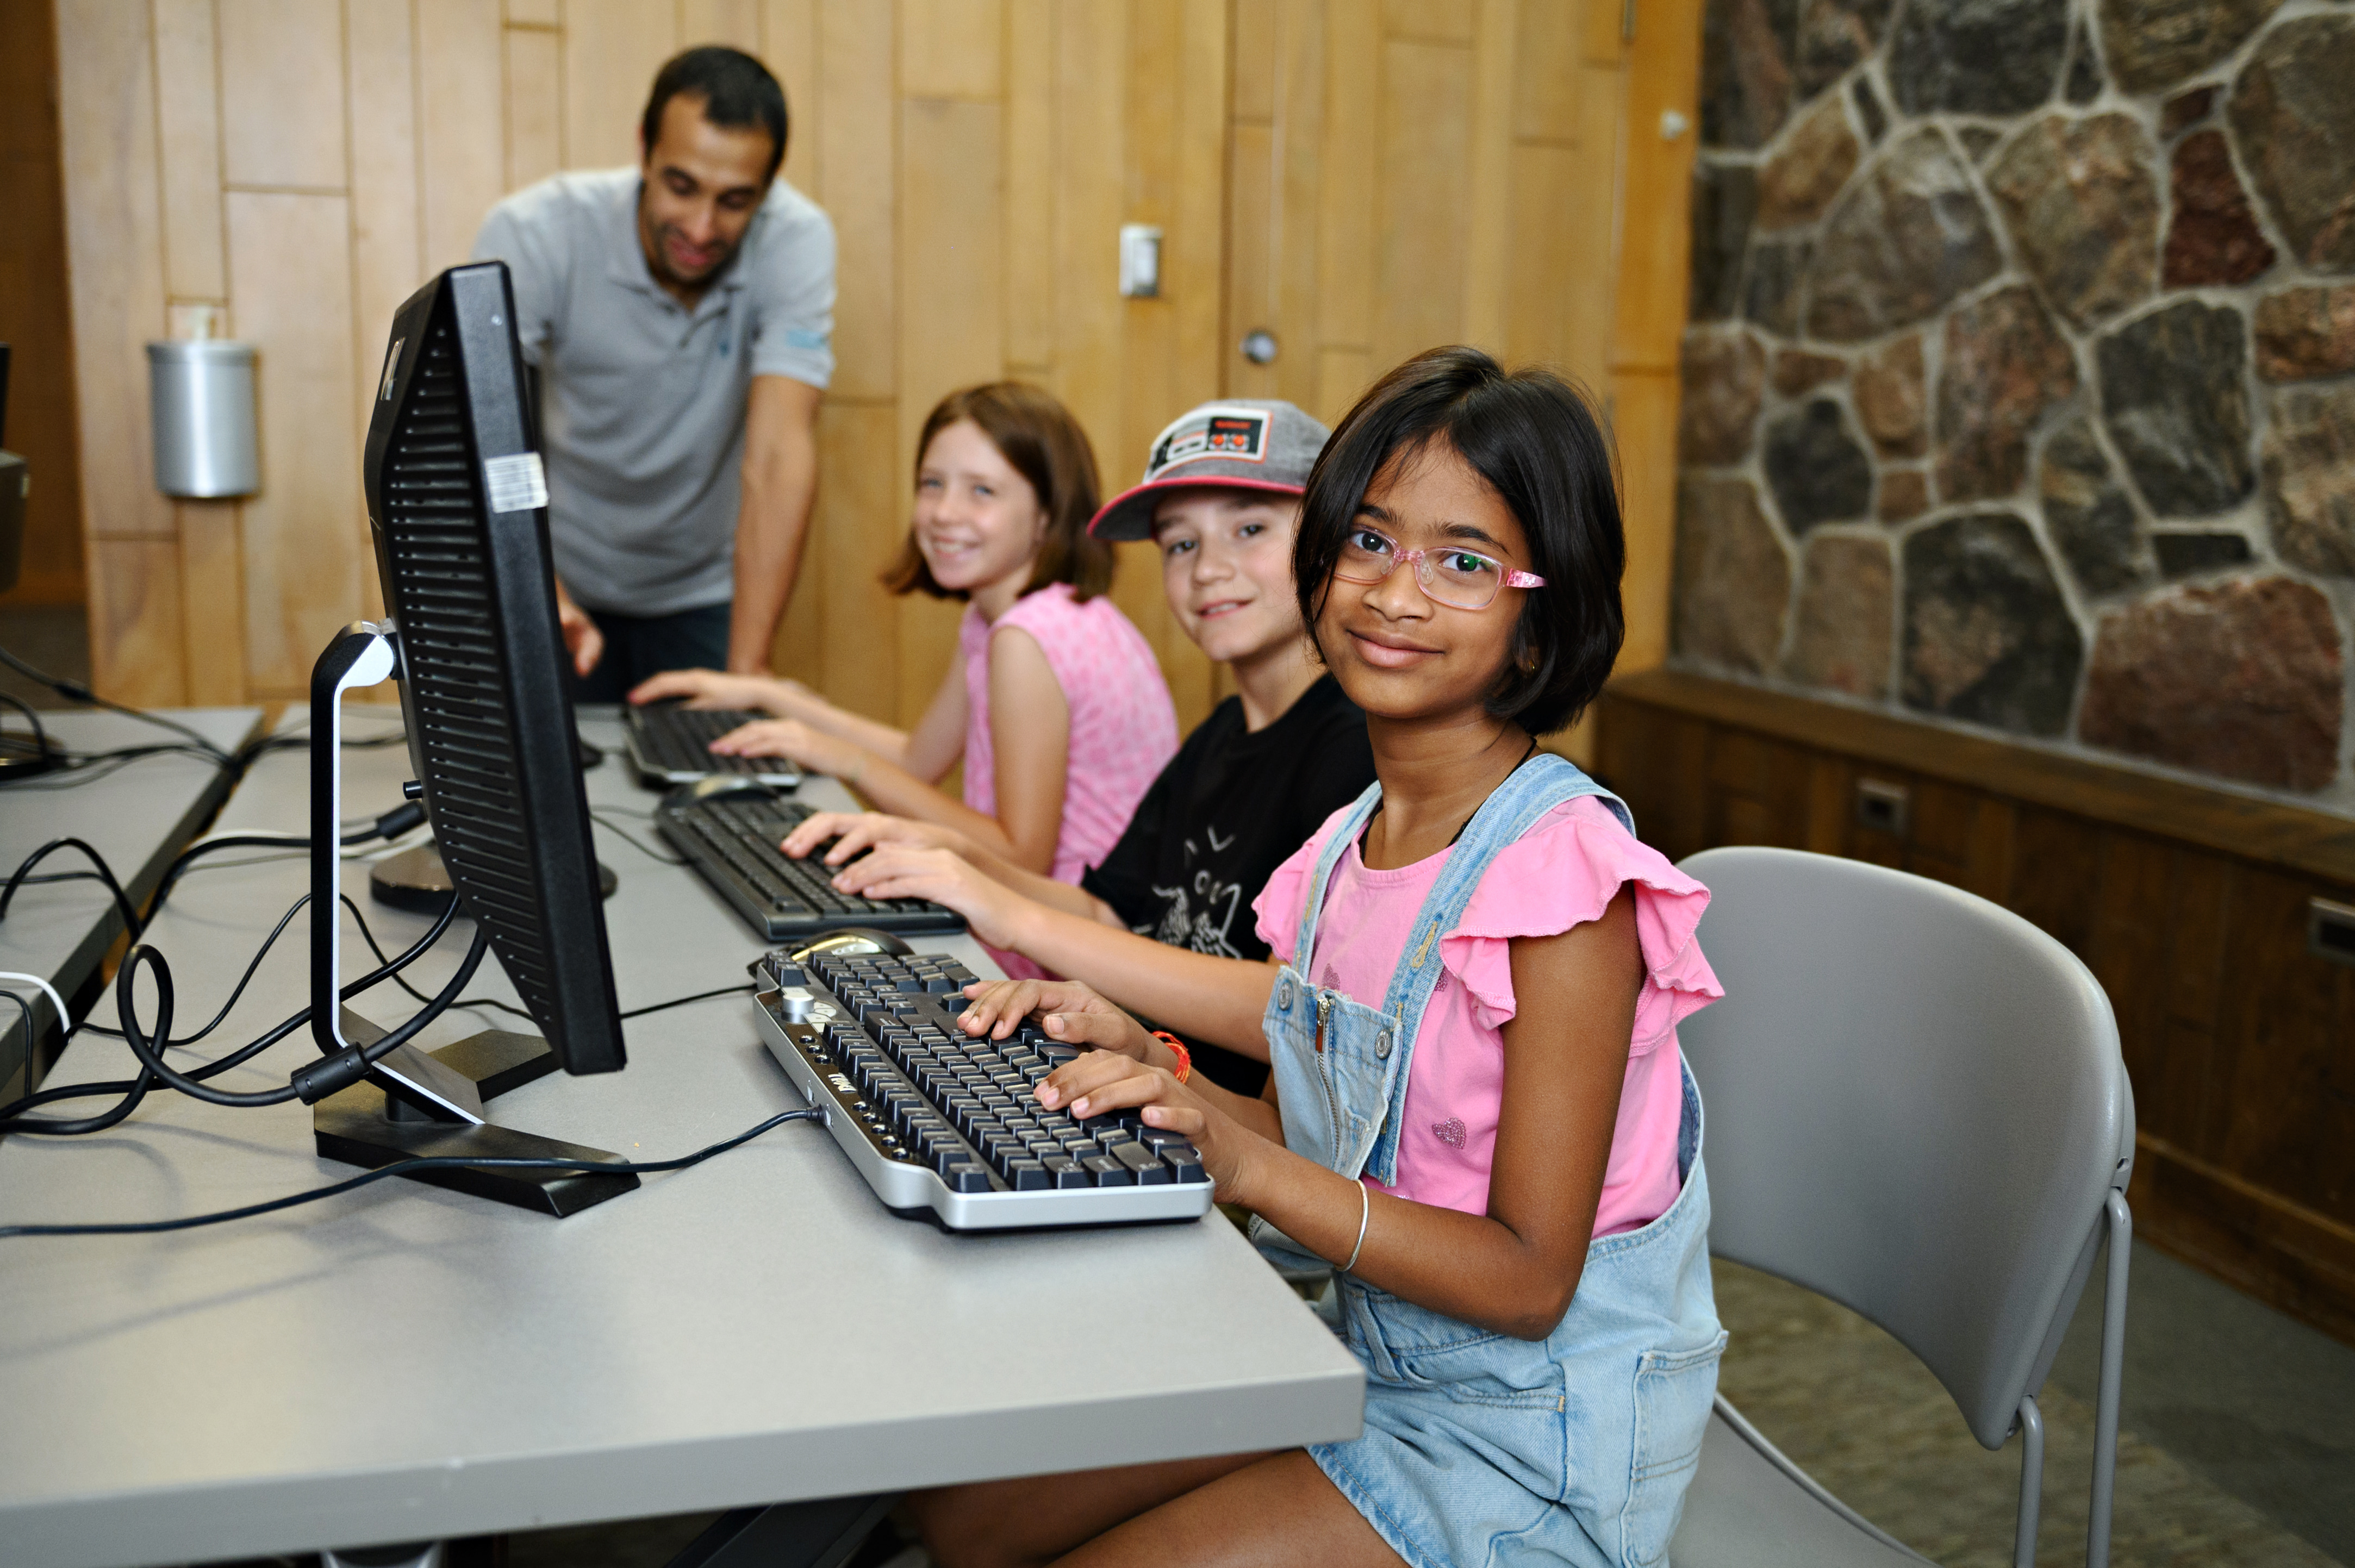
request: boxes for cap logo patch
[1148,406,1270,477]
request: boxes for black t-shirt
[1081,674,1376,1092]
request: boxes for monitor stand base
[370,842,618,913]
[312,1008,638,1216]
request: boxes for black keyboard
[655,780,968,939]
[625,702,801,788]
[750,946,1215,1228]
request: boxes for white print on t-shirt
[1148,830,1246,959]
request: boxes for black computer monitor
[362,264,625,1077]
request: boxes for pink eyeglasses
[1333,526,1546,611]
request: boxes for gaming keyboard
[625,702,802,788]
[655,779,968,939]
[751,945,1216,1228]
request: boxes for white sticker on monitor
[484,452,549,513]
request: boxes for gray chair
[1665,847,2133,1568]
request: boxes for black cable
[0,1107,826,1239]
[339,897,754,1024]
[624,982,756,1020]
[588,807,687,865]
[0,838,142,940]
[115,927,490,1109]
[0,894,459,1132]
[0,644,232,765]
[0,689,55,761]
[74,892,313,1049]
[146,805,423,915]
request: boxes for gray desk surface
[0,705,1362,1568]
[0,708,263,1098]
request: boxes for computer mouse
[789,927,914,961]
[576,734,605,770]
[681,772,776,804]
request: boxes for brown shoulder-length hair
[882,382,1113,603]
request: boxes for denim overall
[1253,754,1725,1568]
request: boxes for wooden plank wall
[0,0,85,608]
[1598,674,2355,1345]
[52,0,1702,739]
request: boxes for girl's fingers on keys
[1036,1050,1152,1111]
[1137,1101,1211,1142]
[817,816,896,864]
[1062,1059,1184,1119]
[956,980,1046,1036]
[1038,1008,1148,1060]
[779,811,856,857]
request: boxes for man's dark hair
[641,47,789,182]
[1294,346,1626,736]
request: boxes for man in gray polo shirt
[471,46,831,699]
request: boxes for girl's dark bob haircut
[884,382,1113,603]
[1294,346,1625,737]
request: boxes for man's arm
[728,375,823,673]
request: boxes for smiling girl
[631,383,1178,889]
[908,349,1727,1567]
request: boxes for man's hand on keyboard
[780,810,969,867]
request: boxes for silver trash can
[147,339,259,498]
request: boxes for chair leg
[2088,1191,2131,1568]
[2014,1395,2045,1568]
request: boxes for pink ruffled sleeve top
[1253,795,1723,1236]
[959,582,1180,885]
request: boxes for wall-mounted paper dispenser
[147,339,259,498]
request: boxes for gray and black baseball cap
[1086,399,1331,541]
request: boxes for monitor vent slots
[380,322,559,1015]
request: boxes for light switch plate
[1118,224,1162,298]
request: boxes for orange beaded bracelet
[1150,1030,1192,1084]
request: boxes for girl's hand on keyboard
[956,977,1153,1055]
[781,810,964,866]
[707,717,857,777]
[1035,1039,1253,1197]
[826,846,1021,946]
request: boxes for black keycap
[1160,1145,1207,1183]
[1137,1127,1187,1152]
[1043,1155,1091,1189]
[1081,1154,1131,1187]
[1093,1127,1135,1151]
[942,1162,992,1194]
[1005,1159,1051,1191]
[1113,1142,1171,1184]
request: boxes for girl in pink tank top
[629,384,1176,901]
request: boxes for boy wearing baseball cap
[780,400,1373,1090]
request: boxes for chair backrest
[1677,846,2133,1450]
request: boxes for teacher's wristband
[1150,1030,1191,1084]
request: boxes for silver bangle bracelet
[1342,1179,1370,1274]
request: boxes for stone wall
[1675,0,2355,805]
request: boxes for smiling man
[470,46,832,697]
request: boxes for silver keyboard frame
[751,988,1216,1230]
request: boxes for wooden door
[1219,0,1701,732]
